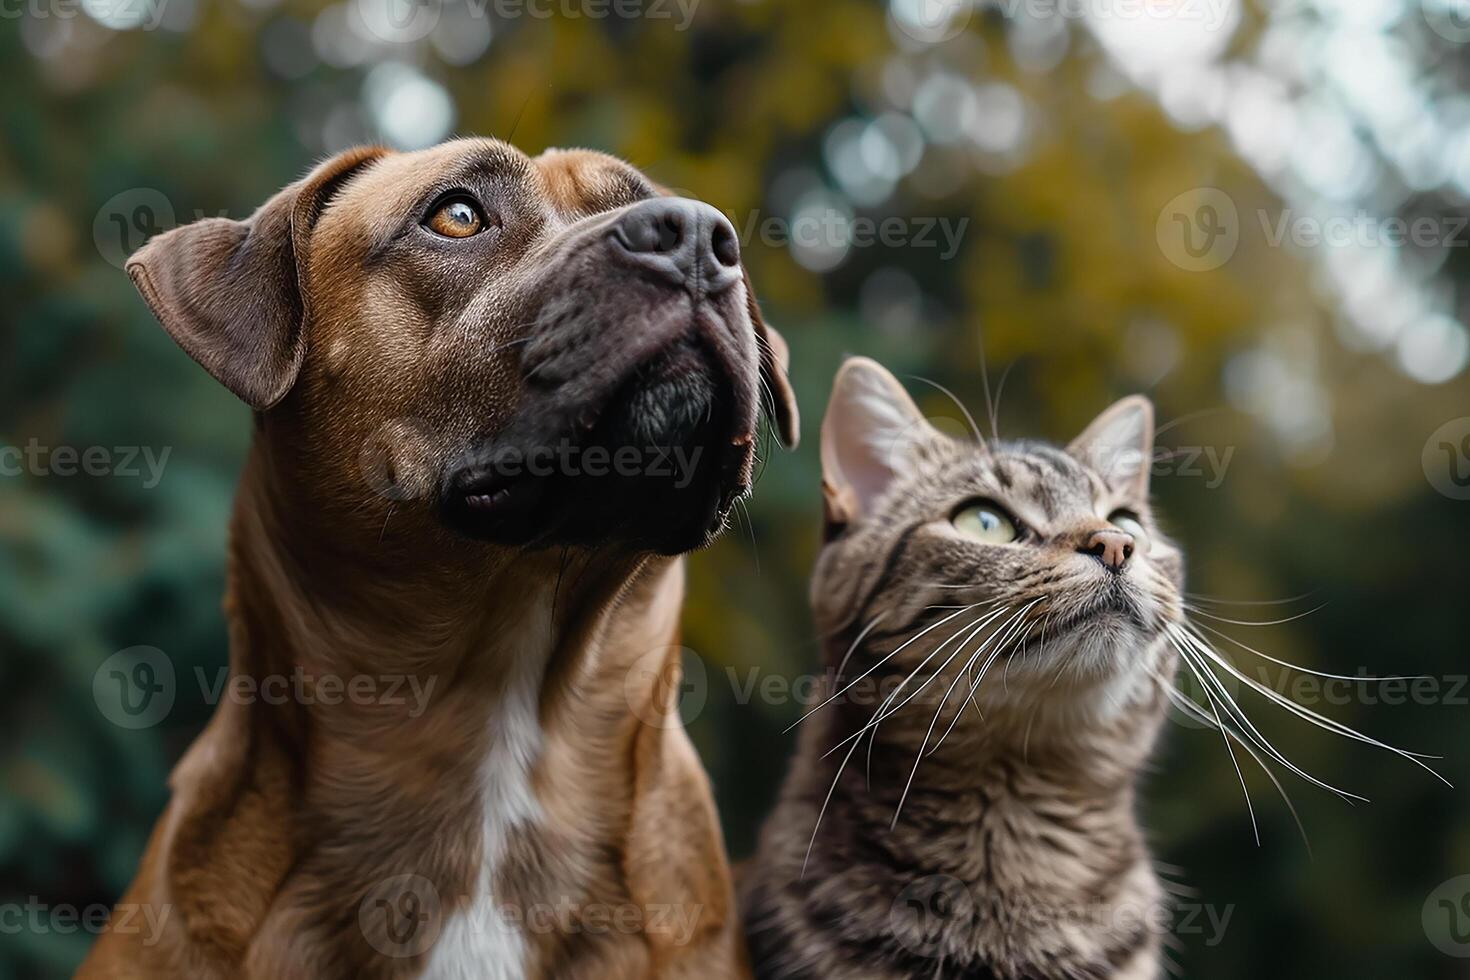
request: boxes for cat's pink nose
[1080,529,1134,573]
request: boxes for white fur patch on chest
[420,601,551,980]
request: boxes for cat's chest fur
[741,744,1165,980]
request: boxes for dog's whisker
[733,497,761,575]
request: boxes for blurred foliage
[3,0,1470,977]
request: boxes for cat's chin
[1018,612,1166,687]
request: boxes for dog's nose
[1080,528,1134,573]
[610,198,741,291]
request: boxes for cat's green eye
[952,503,1018,544]
[1108,510,1150,554]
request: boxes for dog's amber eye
[426,198,485,239]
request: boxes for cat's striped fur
[740,358,1183,980]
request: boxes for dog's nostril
[710,219,739,268]
[656,213,684,252]
[615,215,662,254]
[611,198,741,289]
[614,207,689,256]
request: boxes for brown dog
[78,139,797,979]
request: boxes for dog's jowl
[81,138,797,980]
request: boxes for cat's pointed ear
[821,357,942,531]
[125,146,386,410]
[1066,395,1155,502]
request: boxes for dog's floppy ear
[743,271,800,449]
[126,146,386,410]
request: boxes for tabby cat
[741,357,1183,980]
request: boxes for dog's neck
[163,445,687,975]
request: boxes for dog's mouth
[440,311,756,555]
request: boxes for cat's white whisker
[1168,636,1262,845]
[830,605,1016,765]
[1183,590,1319,609]
[801,725,866,879]
[1182,602,1328,629]
[928,610,1040,761]
[861,609,1001,783]
[1151,669,1314,855]
[787,602,985,734]
[1174,623,1450,784]
[803,605,1014,874]
[831,613,887,695]
[1187,617,1430,682]
[1168,629,1367,804]
[889,601,1039,829]
[907,375,984,444]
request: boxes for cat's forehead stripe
[1004,456,1061,520]
[1029,445,1087,482]
[983,447,1094,522]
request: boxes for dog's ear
[126,146,386,410]
[743,270,800,449]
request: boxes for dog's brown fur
[80,139,796,979]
